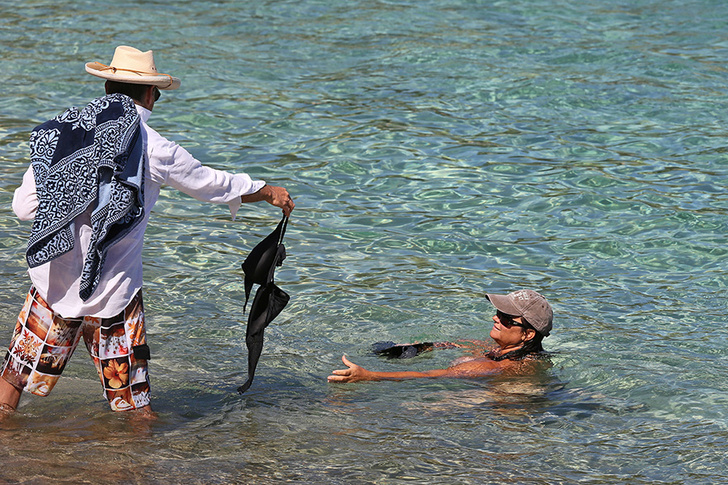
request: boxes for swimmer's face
[490,311,529,349]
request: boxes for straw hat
[85,45,180,90]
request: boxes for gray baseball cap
[486,289,553,336]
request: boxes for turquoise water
[1,0,727,483]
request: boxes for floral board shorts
[1,287,151,411]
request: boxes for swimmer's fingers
[327,355,360,383]
[327,373,349,382]
[327,368,352,382]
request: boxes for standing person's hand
[241,185,295,216]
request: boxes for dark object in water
[372,341,436,359]
[372,341,462,359]
[238,215,290,394]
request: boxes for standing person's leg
[82,289,153,413]
[0,379,21,413]
[0,289,33,414]
[0,288,85,416]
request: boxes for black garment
[238,215,290,393]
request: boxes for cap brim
[85,62,180,90]
[486,293,522,316]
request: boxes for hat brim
[486,293,522,316]
[85,62,180,90]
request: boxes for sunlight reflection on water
[0,0,727,483]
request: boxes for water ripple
[1,0,727,483]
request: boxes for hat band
[96,63,175,88]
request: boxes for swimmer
[327,289,553,383]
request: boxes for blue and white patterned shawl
[26,93,145,301]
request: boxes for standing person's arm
[13,166,38,221]
[150,128,294,217]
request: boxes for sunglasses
[496,310,527,329]
[153,87,161,102]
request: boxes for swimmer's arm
[452,339,490,347]
[327,355,502,384]
[447,339,494,353]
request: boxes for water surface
[0,0,727,483]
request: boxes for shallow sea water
[1,0,727,483]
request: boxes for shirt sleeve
[13,165,38,221]
[149,129,266,220]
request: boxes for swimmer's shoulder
[447,356,504,376]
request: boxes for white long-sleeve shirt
[13,104,266,318]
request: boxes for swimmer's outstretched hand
[328,354,458,383]
[327,355,371,383]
